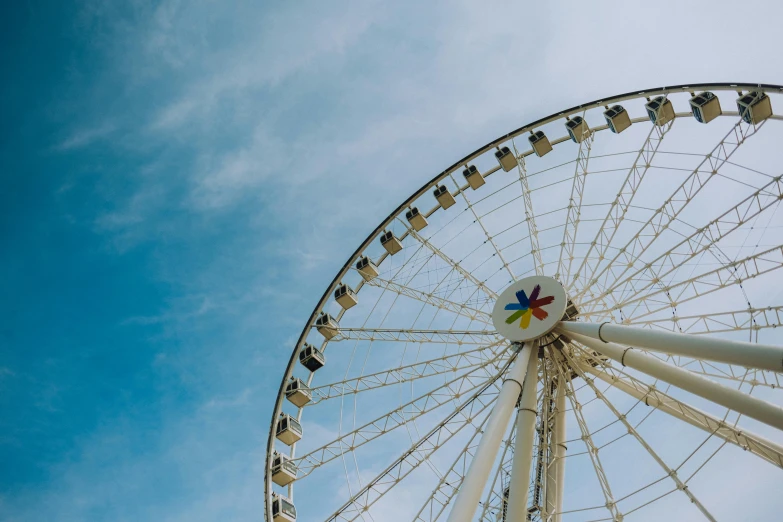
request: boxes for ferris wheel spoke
[325,363,506,521]
[592,176,783,309]
[451,174,516,281]
[331,328,500,345]
[556,120,593,284]
[576,353,783,468]
[617,244,783,321]
[553,350,623,521]
[512,139,545,276]
[573,115,766,304]
[569,121,671,294]
[557,344,622,520]
[308,342,505,405]
[293,355,508,479]
[630,305,783,336]
[363,275,492,324]
[476,427,516,521]
[564,350,717,521]
[404,227,499,299]
[666,359,782,391]
[412,407,499,521]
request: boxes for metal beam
[576,358,783,468]
[446,343,534,522]
[562,330,783,431]
[506,352,540,521]
[558,321,783,373]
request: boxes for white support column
[506,352,540,522]
[558,321,783,372]
[562,330,783,431]
[446,343,534,522]
[552,371,566,522]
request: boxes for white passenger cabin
[315,312,339,340]
[380,230,403,255]
[334,283,358,310]
[405,207,428,231]
[689,91,721,124]
[275,413,302,446]
[463,165,485,190]
[355,256,379,281]
[271,493,297,522]
[603,105,631,134]
[565,116,590,143]
[495,146,516,172]
[433,184,456,209]
[645,96,675,126]
[271,451,298,486]
[528,130,553,157]
[299,342,325,372]
[285,377,312,408]
[736,91,772,125]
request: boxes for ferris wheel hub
[491,276,567,342]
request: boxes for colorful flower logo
[504,284,555,329]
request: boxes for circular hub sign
[491,276,567,342]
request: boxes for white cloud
[55,123,115,151]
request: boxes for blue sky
[2,1,783,521]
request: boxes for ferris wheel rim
[264,82,783,522]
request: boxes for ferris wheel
[264,83,783,522]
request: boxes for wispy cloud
[55,123,115,151]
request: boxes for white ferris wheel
[264,83,783,522]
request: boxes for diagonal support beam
[573,116,766,304]
[308,342,503,404]
[364,275,492,323]
[406,227,499,299]
[446,343,535,522]
[569,120,672,294]
[558,321,783,373]
[506,351,539,522]
[512,140,545,276]
[332,328,499,345]
[562,330,783,431]
[630,305,783,335]
[556,122,593,284]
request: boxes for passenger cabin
[433,184,456,209]
[645,96,675,126]
[334,283,358,310]
[405,207,428,231]
[315,312,339,340]
[380,230,403,255]
[299,342,325,372]
[495,146,516,172]
[463,165,485,190]
[736,91,772,125]
[689,91,721,124]
[271,451,298,486]
[356,256,379,281]
[275,413,302,446]
[285,377,312,408]
[603,105,631,134]
[565,116,590,143]
[561,299,579,321]
[528,130,553,157]
[271,493,297,522]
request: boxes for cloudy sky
[3,0,783,520]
